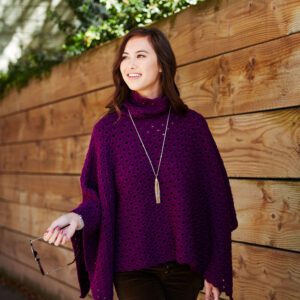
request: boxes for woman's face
[120,35,162,98]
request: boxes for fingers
[61,233,69,245]
[43,226,74,246]
[54,229,65,246]
[43,213,78,246]
[43,226,70,246]
[43,214,69,244]
[204,279,218,300]
[64,221,77,243]
[48,226,61,244]
[45,223,60,236]
[204,280,211,300]
[43,226,57,242]
[43,226,68,246]
[205,292,214,300]
[212,287,220,300]
[204,286,212,300]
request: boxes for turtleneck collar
[121,90,171,118]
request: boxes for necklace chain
[127,105,172,204]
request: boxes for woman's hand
[43,212,83,246]
[204,279,220,300]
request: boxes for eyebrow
[122,50,149,55]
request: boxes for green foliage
[0,0,205,101]
[0,49,65,99]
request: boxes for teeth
[128,73,142,77]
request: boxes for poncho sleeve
[68,122,104,298]
[194,113,238,300]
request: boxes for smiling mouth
[127,73,142,79]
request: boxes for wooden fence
[0,0,299,299]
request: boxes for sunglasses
[29,224,78,276]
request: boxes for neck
[136,90,163,99]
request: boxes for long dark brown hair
[105,26,189,121]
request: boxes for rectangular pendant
[155,177,161,204]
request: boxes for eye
[121,54,146,60]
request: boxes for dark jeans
[113,260,204,300]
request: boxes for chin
[127,84,146,91]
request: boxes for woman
[43,27,238,300]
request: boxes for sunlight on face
[120,36,163,99]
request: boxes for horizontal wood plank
[1,107,299,178]
[1,0,299,116]
[0,227,78,288]
[0,173,81,212]
[177,33,300,117]
[1,33,300,144]
[230,179,300,251]
[0,251,93,300]
[0,133,88,174]
[232,243,300,300]
[1,227,299,300]
[0,87,112,144]
[0,176,299,253]
[1,1,299,299]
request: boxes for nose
[126,57,138,67]
[122,58,139,75]
[126,65,138,75]
[128,63,137,70]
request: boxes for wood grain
[1,227,299,300]
[1,107,299,178]
[0,177,299,252]
[0,0,299,116]
[0,0,299,299]
[232,243,300,300]
[1,33,300,144]
[0,251,93,300]
[0,173,81,212]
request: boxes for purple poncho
[70,90,238,300]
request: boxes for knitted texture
[70,90,238,300]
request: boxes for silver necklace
[127,105,172,204]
